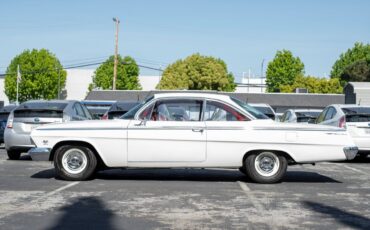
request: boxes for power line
[0,60,162,77]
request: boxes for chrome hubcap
[255,152,280,177]
[62,149,87,174]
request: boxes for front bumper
[343,146,359,160]
[28,147,51,161]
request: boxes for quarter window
[150,99,203,121]
[74,103,86,118]
[324,107,335,121]
[204,100,248,121]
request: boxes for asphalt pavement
[0,147,369,230]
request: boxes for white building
[235,76,267,93]
[0,69,160,105]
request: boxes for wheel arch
[49,140,107,168]
[242,149,296,167]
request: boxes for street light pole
[112,17,120,90]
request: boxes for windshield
[120,97,153,120]
[230,97,269,119]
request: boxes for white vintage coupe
[29,93,358,183]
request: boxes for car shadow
[283,171,341,183]
[46,196,118,230]
[303,201,370,229]
[31,168,55,179]
[31,168,341,183]
[5,154,32,161]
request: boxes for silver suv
[4,100,92,160]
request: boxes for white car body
[29,93,357,182]
[316,104,370,152]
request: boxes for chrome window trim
[204,98,254,121]
[134,97,206,121]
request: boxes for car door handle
[192,128,204,133]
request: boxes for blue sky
[0,0,369,82]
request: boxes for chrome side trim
[127,137,343,147]
[253,127,345,132]
[37,127,124,131]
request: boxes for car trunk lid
[13,109,64,134]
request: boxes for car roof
[0,105,18,113]
[153,93,231,101]
[81,100,116,105]
[335,104,370,108]
[21,100,77,104]
[291,109,322,112]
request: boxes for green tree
[340,57,370,82]
[280,75,342,94]
[4,49,66,103]
[156,53,236,92]
[331,42,370,80]
[266,50,305,92]
[90,55,141,90]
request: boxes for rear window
[0,112,10,121]
[342,107,370,122]
[14,110,63,118]
[14,102,67,118]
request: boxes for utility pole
[58,67,61,99]
[112,17,120,90]
[261,59,265,93]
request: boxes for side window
[81,104,93,120]
[74,103,86,118]
[286,112,291,121]
[281,112,288,122]
[138,103,154,120]
[316,108,328,123]
[151,99,203,121]
[324,107,335,121]
[204,100,248,121]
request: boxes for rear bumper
[28,147,51,161]
[352,137,370,150]
[343,146,359,160]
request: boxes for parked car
[101,101,140,120]
[29,93,357,183]
[281,109,322,123]
[316,104,370,158]
[249,103,276,120]
[0,105,18,144]
[4,100,93,160]
[81,100,115,120]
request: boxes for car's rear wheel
[7,150,21,160]
[244,151,287,184]
[54,145,97,181]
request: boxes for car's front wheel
[244,151,287,184]
[54,145,97,181]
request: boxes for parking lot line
[46,182,80,196]
[237,181,251,192]
[342,164,367,175]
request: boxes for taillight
[339,116,346,128]
[101,113,108,120]
[6,113,14,129]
